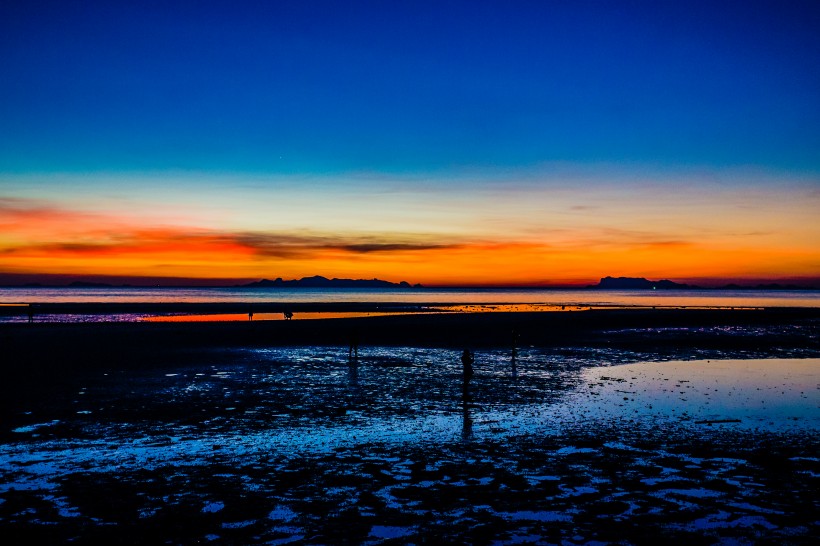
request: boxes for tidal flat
[1,341,818,544]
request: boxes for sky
[1,0,819,286]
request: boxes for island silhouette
[240,276,422,289]
[591,276,817,290]
[592,276,694,290]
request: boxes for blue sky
[2,0,818,174]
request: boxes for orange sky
[1,169,818,286]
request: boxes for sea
[1,286,818,307]
[1,287,818,323]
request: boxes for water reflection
[146,311,411,322]
[347,353,359,389]
[461,404,473,441]
[565,358,820,428]
[511,329,519,379]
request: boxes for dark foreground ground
[3,306,819,362]
[3,307,819,414]
[4,427,818,545]
[1,308,818,544]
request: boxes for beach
[1,307,818,544]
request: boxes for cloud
[0,198,466,261]
[232,232,463,257]
[0,198,142,240]
[339,243,459,253]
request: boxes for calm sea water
[0,286,818,307]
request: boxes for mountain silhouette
[592,276,695,289]
[241,276,421,289]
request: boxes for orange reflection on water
[430,304,759,313]
[143,306,587,322]
[438,304,590,313]
[143,304,764,322]
[144,311,416,322]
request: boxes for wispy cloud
[338,243,459,253]
[232,232,463,258]
[0,198,464,260]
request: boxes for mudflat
[1,308,818,544]
[4,306,820,357]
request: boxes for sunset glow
[1,170,817,286]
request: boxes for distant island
[592,276,694,290]
[591,276,817,290]
[240,276,422,289]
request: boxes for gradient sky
[1,1,819,286]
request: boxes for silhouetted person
[459,349,475,440]
[248,310,254,321]
[283,310,293,320]
[28,305,34,324]
[461,348,474,380]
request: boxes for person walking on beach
[248,310,254,321]
[28,304,34,324]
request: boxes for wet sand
[1,308,818,544]
[0,300,792,322]
[1,307,817,393]
[4,306,819,354]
